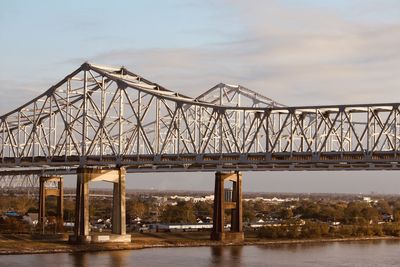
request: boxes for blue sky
[1,0,400,193]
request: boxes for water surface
[1,240,399,267]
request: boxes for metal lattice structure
[0,173,62,191]
[0,62,400,180]
[195,83,285,108]
[0,174,39,189]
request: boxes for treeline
[4,191,400,240]
[0,194,215,225]
[258,221,400,239]
[244,198,400,223]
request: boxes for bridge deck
[1,151,400,175]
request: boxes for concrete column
[57,178,64,232]
[38,178,46,227]
[112,167,126,235]
[74,168,89,237]
[39,176,64,234]
[112,180,120,234]
[73,167,130,243]
[231,174,243,232]
[39,177,46,234]
[74,173,82,238]
[211,171,243,242]
[211,172,225,240]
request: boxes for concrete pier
[38,176,64,233]
[72,167,130,243]
[211,171,244,242]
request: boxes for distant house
[383,214,394,222]
[363,197,372,202]
[27,213,38,225]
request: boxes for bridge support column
[112,168,126,235]
[72,167,130,243]
[74,170,89,237]
[211,171,244,242]
[38,176,64,233]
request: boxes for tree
[253,200,269,213]
[160,201,196,223]
[11,195,36,214]
[393,210,400,222]
[317,205,343,222]
[127,201,147,218]
[242,201,255,222]
[376,200,392,215]
[194,201,213,218]
[361,207,379,222]
[295,201,320,219]
[344,201,368,224]
[300,221,329,238]
[278,208,293,220]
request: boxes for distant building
[363,197,372,202]
[383,214,394,222]
[244,196,299,203]
[168,194,214,203]
[27,213,38,225]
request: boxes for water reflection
[210,246,242,267]
[255,242,333,252]
[109,250,130,267]
[72,253,88,267]
[70,250,130,267]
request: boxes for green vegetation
[252,197,400,239]
[258,221,400,239]
[160,201,197,223]
[3,191,400,241]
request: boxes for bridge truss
[0,62,399,181]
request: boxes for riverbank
[1,232,399,255]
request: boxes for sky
[1,0,400,193]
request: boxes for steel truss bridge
[1,62,400,189]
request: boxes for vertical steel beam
[81,70,88,159]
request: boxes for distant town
[2,189,400,239]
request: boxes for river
[1,240,400,267]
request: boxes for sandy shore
[1,232,399,255]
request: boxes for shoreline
[1,234,399,255]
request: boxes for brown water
[1,240,400,267]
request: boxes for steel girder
[0,63,399,176]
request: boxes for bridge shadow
[71,253,87,267]
[210,246,243,267]
[71,250,130,267]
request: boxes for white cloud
[5,1,399,108]
[87,10,400,106]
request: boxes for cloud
[85,1,400,106]
[4,1,400,110]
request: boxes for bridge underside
[1,151,400,176]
